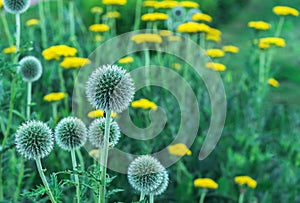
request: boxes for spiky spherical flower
[88,118,120,148]
[86,64,135,113]
[127,155,166,194]
[55,117,87,151]
[18,56,43,82]
[172,6,186,21]
[15,120,54,160]
[149,169,169,195]
[3,0,30,14]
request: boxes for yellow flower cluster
[268,78,280,87]
[143,1,199,9]
[94,35,104,42]
[141,13,168,21]
[206,49,225,58]
[153,1,178,9]
[223,45,239,53]
[143,1,158,8]
[102,0,127,5]
[179,1,199,8]
[26,19,40,26]
[105,11,121,18]
[43,92,67,102]
[0,0,2,8]
[159,30,172,37]
[60,57,91,69]
[194,178,218,189]
[177,22,210,33]
[273,6,299,16]
[118,56,134,64]
[2,46,16,54]
[131,33,162,44]
[234,176,257,189]
[172,63,182,70]
[206,28,222,42]
[168,35,181,41]
[42,45,77,60]
[131,98,157,110]
[192,13,212,22]
[89,24,110,33]
[248,21,271,30]
[91,7,103,14]
[167,143,191,156]
[258,37,285,49]
[87,109,117,118]
[206,62,226,71]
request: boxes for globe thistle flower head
[172,6,186,21]
[18,56,43,82]
[88,117,120,148]
[55,117,87,151]
[3,0,30,14]
[127,155,166,194]
[150,169,169,195]
[15,120,54,160]
[86,64,135,113]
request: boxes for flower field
[0,0,299,202]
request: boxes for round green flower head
[172,6,186,21]
[15,120,54,160]
[18,56,43,82]
[149,169,169,195]
[86,64,135,113]
[88,117,120,148]
[127,155,166,194]
[3,0,30,14]
[55,117,87,151]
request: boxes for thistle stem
[38,0,47,48]
[99,110,111,203]
[149,194,154,203]
[1,12,13,46]
[76,149,85,171]
[139,191,145,201]
[71,149,80,203]
[27,82,32,120]
[15,13,20,52]
[35,158,57,203]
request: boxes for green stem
[71,149,80,203]
[149,194,154,203]
[258,51,266,84]
[52,103,58,120]
[38,0,47,48]
[199,190,206,203]
[27,82,32,120]
[35,158,57,203]
[15,14,20,52]
[275,16,284,37]
[139,191,145,201]
[58,67,69,111]
[76,149,85,171]
[13,160,24,202]
[133,0,142,30]
[200,33,205,50]
[238,192,245,203]
[1,12,13,46]
[144,48,150,90]
[99,110,111,203]
[69,1,76,43]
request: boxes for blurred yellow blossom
[89,149,100,159]
[131,33,162,44]
[26,19,40,26]
[206,49,225,58]
[154,1,178,9]
[179,1,199,8]
[94,35,104,42]
[248,21,271,30]
[89,24,110,32]
[91,7,103,14]
[273,6,299,16]
[102,0,127,5]
[168,35,181,41]
[2,46,16,54]
[206,33,221,43]
[167,143,191,156]
[42,45,77,60]
[177,22,210,33]
[0,0,2,8]
[234,176,257,189]
[258,37,285,49]
[159,30,172,37]
[172,63,182,70]
[141,12,168,21]
[206,62,226,71]
[192,13,212,22]
[143,1,158,7]
[118,56,134,64]
[43,92,67,102]
[268,78,280,87]
[105,11,121,18]
[87,110,117,118]
[223,45,239,53]
[60,57,91,69]
[131,98,157,110]
[194,178,218,189]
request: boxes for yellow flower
[234,176,257,189]
[89,149,100,159]
[42,45,77,60]
[43,92,67,102]
[172,63,182,70]
[248,21,271,30]
[118,56,134,64]
[91,6,103,14]
[87,109,117,118]
[102,0,127,5]
[131,33,162,44]
[167,143,191,156]
[223,45,239,53]
[0,0,2,8]
[179,1,199,8]
[206,62,226,71]
[159,30,172,37]
[168,35,181,41]
[194,178,218,189]
[268,78,280,87]
[141,12,168,21]
[177,22,210,33]
[143,1,158,8]
[154,1,179,9]
[131,98,157,110]
[206,33,221,43]
[26,19,40,26]
[2,46,16,54]
[89,24,110,33]
[206,49,225,58]
[192,13,212,22]
[94,35,104,42]
[258,37,285,49]
[273,6,299,16]
[105,11,121,18]
[60,57,91,69]
[208,28,222,36]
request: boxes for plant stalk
[71,149,80,203]
[1,12,13,46]
[27,82,32,120]
[16,14,20,52]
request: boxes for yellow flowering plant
[167,143,192,156]
[60,57,91,69]
[87,110,117,118]
[131,98,157,110]
[118,56,134,64]
[141,13,168,21]
[42,45,77,60]
[26,19,40,26]
[89,24,110,33]
[194,178,218,203]
[268,78,280,87]
[248,21,271,30]
[131,33,162,44]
